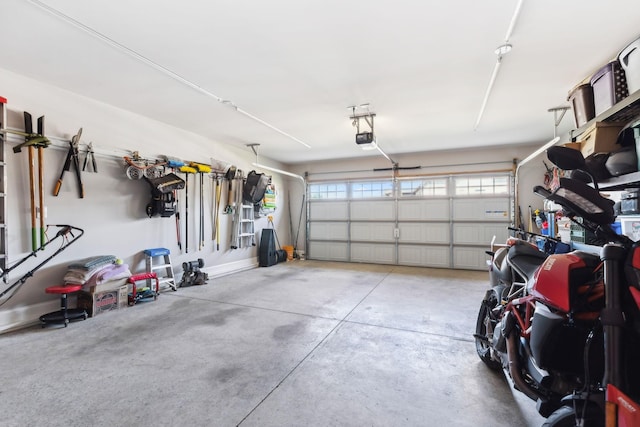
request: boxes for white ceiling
[2,0,640,165]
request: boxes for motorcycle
[474,146,640,426]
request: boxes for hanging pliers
[53,128,84,198]
[82,142,97,173]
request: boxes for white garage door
[307,174,512,270]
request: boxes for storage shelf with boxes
[569,34,640,141]
[577,121,624,157]
[570,83,640,141]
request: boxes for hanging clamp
[82,142,97,173]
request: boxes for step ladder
[144,247,177,291]
[231,204,255,249]
[239,205,256,248]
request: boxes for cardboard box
[86,278,128,294]
[579,121,623,157]
[77,285,128,317]
[563,142,582,151]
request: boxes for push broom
[190,162,212,251]
[179,165,197,253]
[166,157,185,250]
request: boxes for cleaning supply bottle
[534,209,544,230]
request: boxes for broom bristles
[180,165,197,174]
[166,157,185,168]
[189,162,212,173]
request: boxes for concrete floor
[0,260,544,427]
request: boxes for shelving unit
[566,90,640,191]
[570,89,640,140]
[0,97,7,277]
[597,170,640,191]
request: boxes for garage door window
[454,176,509,196]
[399,178,448,196]
[309,183,347,199]
[351,181,394,198]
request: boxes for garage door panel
[351,222,395,242]
[309,241,349,261]
[309,201,348,220]
[351,243,395,264]
[452,198,510,221]
[398,199,449,221]
[351,201,394,221]
[308,174,512,270]
[453,223,509,245]
[398,245,450,268]
[453,246,487,270]
[398,223,449,244]
[309,222,348,240]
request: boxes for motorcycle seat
[507,241,548,282]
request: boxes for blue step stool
[144,248,177,291]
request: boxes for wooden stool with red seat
[39,284,88,327]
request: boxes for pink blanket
[65,263,131,286]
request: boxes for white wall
[0,68,292,332]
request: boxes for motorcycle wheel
[542,404,604,427]
[474,285,504,370]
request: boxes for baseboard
[0,299,60,334]
[0,258,259,334]
[203,257,259,278]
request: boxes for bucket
[282,245,294,260]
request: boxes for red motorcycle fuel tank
[529,253,589,312]
[607,384,640,427]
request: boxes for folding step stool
[144,247,177,291]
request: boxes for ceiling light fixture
[27,0,311,149]
[474,0,525,130]
[494,44,512,56]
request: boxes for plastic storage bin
[622,189,640,214]
[619,37,640,95]
[568,83,595,127]
[619,215,640,241]
[590,61,628,116]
